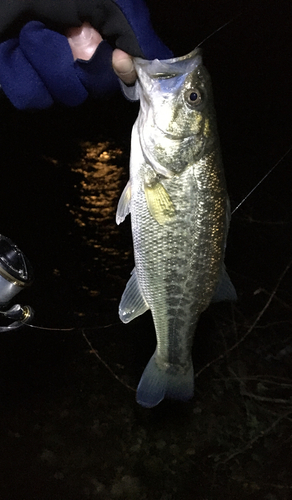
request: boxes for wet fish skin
[117,49,236,408]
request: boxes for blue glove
[0,0,172,110]
[0,21,119,108]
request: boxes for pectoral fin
[119,268,149,323]
[144,180,175,225]
[212,266,237,302]
[116,180,131,225]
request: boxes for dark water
[0,1,291,499]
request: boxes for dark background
[0,1,291,499]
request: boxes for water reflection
[69,141,132,268]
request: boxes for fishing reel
[0,234,33,332]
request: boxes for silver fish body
[116,49,236,408]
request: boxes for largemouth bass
[116,48,236,408]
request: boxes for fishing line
[24,320,136,392]
[81,329,136,392]
[196,14,242,49]
[231,144,292,215]
[24,321,135,391]
[195,9,291,216]
[25,321,121,332]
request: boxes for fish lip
[134,47,202,68]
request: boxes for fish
[116,48,237,408]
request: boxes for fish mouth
[134,47,202,74]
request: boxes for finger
[112,48,137,85]
[67,22,103,61]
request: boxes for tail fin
[136,352,194,408]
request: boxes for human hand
[0,21,120,109]
[0,0,172,109]
[67,22,137,85]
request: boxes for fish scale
[116,48,236,408]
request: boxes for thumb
[112,49,137,85]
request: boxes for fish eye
[185,88,203,107]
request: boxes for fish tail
[136,352,194,408]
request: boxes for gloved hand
[0,0,172,110]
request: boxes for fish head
[134,49,219,174]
